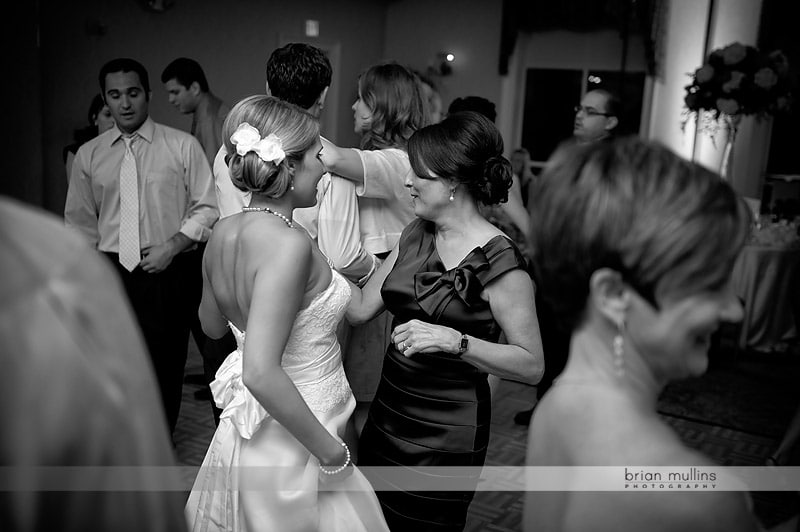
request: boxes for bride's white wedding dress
[185,269,388,532]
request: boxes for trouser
[185,242,234,426]
[533,275,570,400]
[105,248,203,437]
[202,331,235,425]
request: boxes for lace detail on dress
[213,270,352,438]
[295,365,352,414]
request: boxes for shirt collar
[110,117,155,146]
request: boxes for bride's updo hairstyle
[408,111,512,205]
[223,95,319,197]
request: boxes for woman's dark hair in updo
[222,95,319,197]
[407,111,512,205]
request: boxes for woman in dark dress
[347,111,545,531]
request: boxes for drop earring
[290,180,295,191]
[612,320,625,378]
[449,188,455,202]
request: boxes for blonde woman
[185,95,387,532]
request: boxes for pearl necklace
[242,206,293,228]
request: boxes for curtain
[499,0,662,76]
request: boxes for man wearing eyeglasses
[573,89,619,144]
[514,87,622,428]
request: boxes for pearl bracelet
[319,441,351,475]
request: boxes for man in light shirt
[214,43,376,284]
[65,57,218,437]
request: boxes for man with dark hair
[572,88,619,144]
[215,43,332,218]
[65,57,218,437]
[447,95,497,122]
[161,57,231,416]
[265,43,332,112]
[161,57,230,165]
[215,43,372,278]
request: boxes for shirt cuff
[355,149,368,196]
[357,254,383,287]
[180,219,211,242]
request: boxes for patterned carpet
[175,342,800,531]
[657,351,800,438]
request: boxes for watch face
[459,335,468,353]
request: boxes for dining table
[731,241,800,351]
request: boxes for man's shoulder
[73,129,117,165]
[216,96,231,117]
[213,145,230,177]
[78,128,115,152]
[151,120,197,142]
[150,121,207,160]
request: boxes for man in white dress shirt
[215,43,376,284]
[65,58,218,437]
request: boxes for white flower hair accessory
[230,123,286,165]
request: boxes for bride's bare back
[200,212,332,337]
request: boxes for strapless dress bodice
[211,270,352,438]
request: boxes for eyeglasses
[574,105,610,117]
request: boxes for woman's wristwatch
[456,333,469,357]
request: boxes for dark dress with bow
[358,218,527,532]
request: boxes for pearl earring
[449,188,455,202]
[290,180,295,191]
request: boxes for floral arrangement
[749,217,800,248]
[683,42,792,136]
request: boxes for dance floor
[175,341,800,531]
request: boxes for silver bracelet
[319,441,351,475]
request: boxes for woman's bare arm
[392,269,544,384]
[320,137,365,186]
[241,231,349,470]
[346,244,399,324]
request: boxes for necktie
[118,136,140,271]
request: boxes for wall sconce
[430,52,455,77]
[136,0,175,13]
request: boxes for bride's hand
[318,440,354,484]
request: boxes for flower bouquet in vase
[683,42,792,179]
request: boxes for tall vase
[719,114,741,181]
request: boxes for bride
[185,95,388,532]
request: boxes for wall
[701,0,766,198]
[647,0,712,158]
[3,1,43,207]
[383,0,504,119]
[648,0,768,199]
[38,0,388,214]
